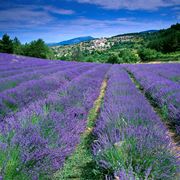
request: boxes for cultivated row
[92,65,178,179]
[126,64,180,134]
[0,64,110,179]
[0,63,82,92]
[0,64,96,120]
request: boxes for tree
[13,37,23,55]
[147,23,180,53]
[107,54,119,64]
[23,39,51,59]
[0,34,13,53]
[138,48,159,62]
[118,49,140,63]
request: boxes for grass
[0,131,28,180]
[0,82,17,92]
[54,79,107,180]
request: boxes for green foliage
[31,114,40,125]
[0,132,28,180]
[138,47,160,62]
[13,37,23,55]
[0,34,54,59]
[0,34,13,53]
[147,23,180,53]
[23,39,53,59]
[107,54,119,64]
[4,100,18,112]
[118,49,140,63]
[161,105,169,120]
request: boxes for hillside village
[51,34,139,58]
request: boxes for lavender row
[0,56,92,79]
[126,64,180,133]
[129,63,180,83]
[92,65,178,179]
[0,53,88,71]
[0,64,96,120]
[0,59,75,79]
[0,53,63,71]
[0,63,81,92]
[0,63,63,79]
[0,64,110,179]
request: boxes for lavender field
[0,53,179,180]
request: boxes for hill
[51,23,180,63]
[47,36,95,47]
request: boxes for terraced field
[0,53,179,179]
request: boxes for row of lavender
[0,53,99,120]
[0,56,110,179]
[92,65,178,179]
[0,53,64,71]
[0,63,84,92]
[0,53,80,79]
[126,64,180,134]
[0,64,95,120]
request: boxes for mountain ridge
[47,36,95,47]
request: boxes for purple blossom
[92,65,178,179]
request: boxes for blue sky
[0,0,179,43]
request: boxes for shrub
[107,54,119,64]
[118,49,140,63]
[138,48,160,62]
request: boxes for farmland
[0,53,179,179]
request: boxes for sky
[0,0,179,43]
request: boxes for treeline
[0,34,54,59]
[147,23,180,53]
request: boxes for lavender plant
[126,64,180,134]
[0,62,110,179]
[0,64,96,120]
[92,65,179,179]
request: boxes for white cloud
[43,6,75,15]
[73,0,179,10]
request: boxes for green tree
[13,37,23,55]
[23,39,52,59]
[118,49,140,63]
[0,34,13,53]
[107,54,119,64]
[138,48,159,61]
[147,23,180,53]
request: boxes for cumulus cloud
[73,0,179,10]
